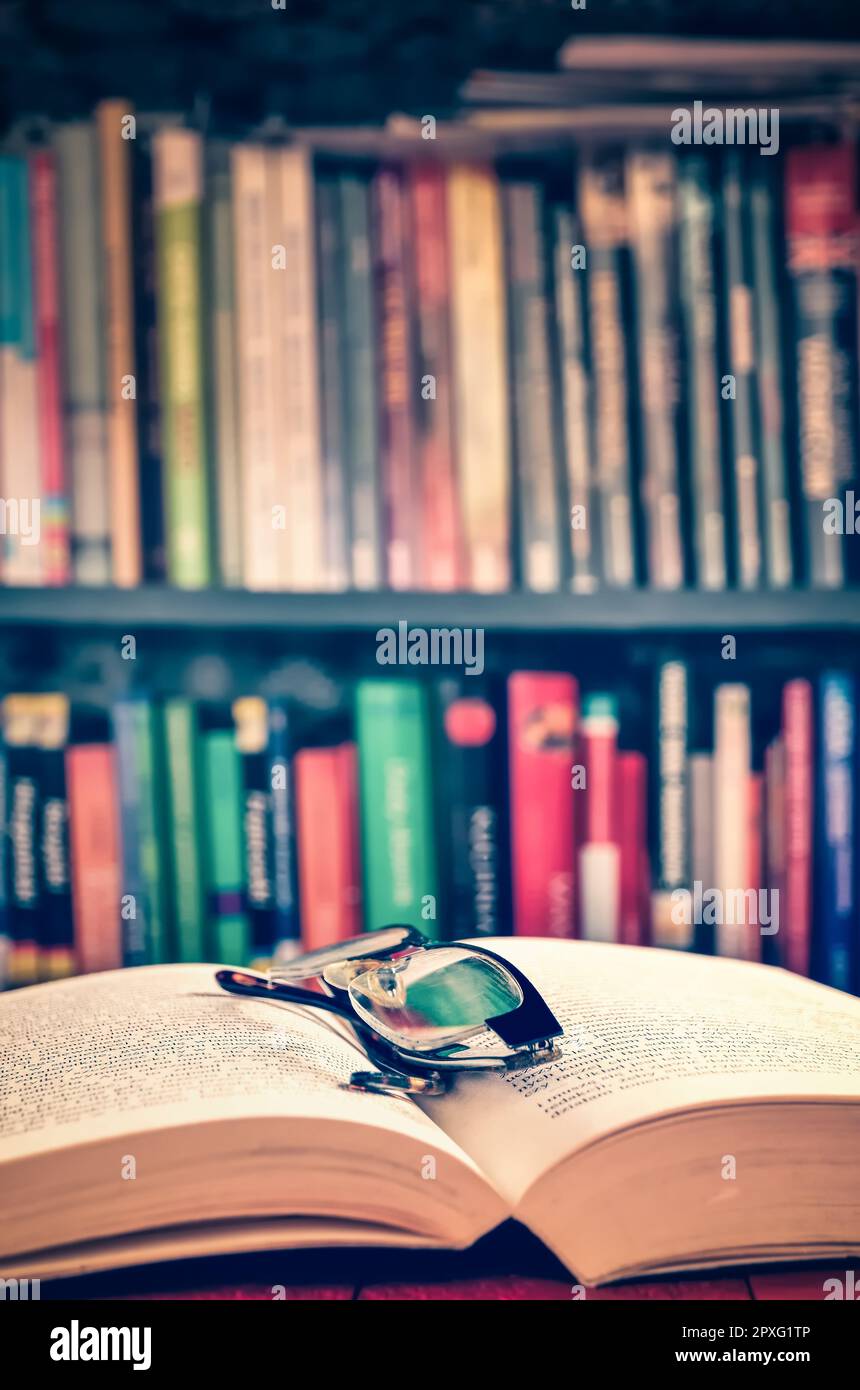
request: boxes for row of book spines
[104,703,363,973]
[0,122,498,594]
[653,665,856,990]
[5,117,856,596]
[0,698,362,985]
[3,670,853,987]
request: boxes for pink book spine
[30,150,70,584]
[745,772,764,963]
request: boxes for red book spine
[745,771,763,963]
[409,165,462,591]
[785,144,857,268]
[66,744,122,973]
[29,151,70,585]
[295,743,363,951]
[508,672,577,937]
[782,679,813,976]
[373,168,417,589]
[617,751,649,947]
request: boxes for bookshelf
[2,11,859,1003]
[2,586,859,634]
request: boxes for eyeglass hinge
[344,1070,448,1098]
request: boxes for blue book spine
[113,701,148,966]
[817,673,855,992]
[267,701,300,957]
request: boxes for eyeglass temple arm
[216,969,350,1018]
[214,969,385,1052]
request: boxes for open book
[2,938,859,1286]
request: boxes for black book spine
[786,144,859,589]
[37,696,74,978]
[233,698,276,959]
[132,124,166,582]
[2,698,41,986]
[434,679,510,939]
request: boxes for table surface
[42,1225,850,1301]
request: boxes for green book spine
[153,129,211,588]
[355,680,438,937]
[134,702,171,964]
[201,728,249,964]
[163,699,206,961]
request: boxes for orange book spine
[97,100,142,587]
[295,744,362,951]
[66,744,122,973]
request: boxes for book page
[421,938,860,1206]
[0,964,468,1167]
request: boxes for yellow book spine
[447,163,511,592]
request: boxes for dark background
[4,0,860,131]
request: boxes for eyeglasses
[215,926,563,1096]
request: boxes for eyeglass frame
[215,926,563,1094]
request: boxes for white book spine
[274,146,326,591]
[0,354,42,584]
[689,753,714,893]
[233,145,281,591]
[713,684,751,960]
[579,843,621,943]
